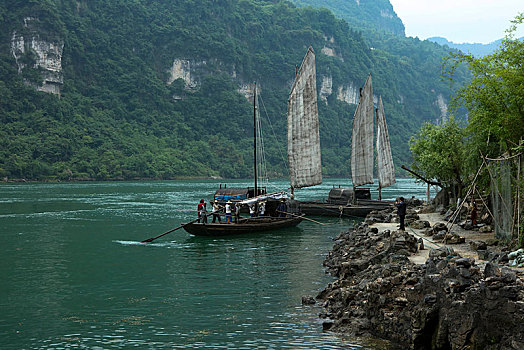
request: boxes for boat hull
[182,215,304,236]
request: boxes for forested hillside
[290,0,405,36]
[0,0,465,181]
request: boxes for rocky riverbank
[313,203,524,349]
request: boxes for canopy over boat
[214,188,250,202]
[237,192,288,206]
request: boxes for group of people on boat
[197,198,285,224]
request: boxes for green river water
[0,178,431,349]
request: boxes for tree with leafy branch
[409,117,467,202]
[442,13,524,161]
[411,14,524,186]
[428,13,523,243]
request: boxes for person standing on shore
[395,197,407,231]
[470,200,478,225]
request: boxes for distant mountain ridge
[294,0,510,57]
[427,36,504,56]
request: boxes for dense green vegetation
[291,0,405,36]
[410,16,523,242]
[0,0,464,180]
[411,14,524,186]
[409,117,467,192]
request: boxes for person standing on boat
[234,203,241,223]
[277,200,287,217]
[225,201,232,223]
[249,204,256,217]
[259,202,266,216]
[197,199,207,223]
[211,200,222,223]
[395,197,407,231]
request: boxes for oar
[141,211,217,243]
[276,210,326,226]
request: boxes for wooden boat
[182,215,304,237]
[298,187,393,218]
[185,59,319,236]
[212,46,322,208]
[295,202,376,217]
[295,74,396,217]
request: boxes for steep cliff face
[167,58,258,100]
[165,36,368,111]
[336,82,359,105]
[319,75,332,104]
[10,17,63,95]
[167,59,195,88]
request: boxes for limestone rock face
[319,75,332,105]
[10,17,64,95]
[167,58,255,100]
[380,9,394,19]
[167,59,196,88]
[337,81,359,105]
[435,93,448,120]
[321,46,336,57]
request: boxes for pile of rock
[364,206,420,226]
[508,249,524,267]
[365,202,469,246]
[417,221,467,245]
[315,223,524,349]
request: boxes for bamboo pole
[482,152,514,239]
[401,165,442,186]
[474,187,495,224]
[517,152,521,244]
[276,210,326,225]
[446,159,486,234]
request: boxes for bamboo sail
[287,46,322,189]
[376,96,396,190]
[351,74,374,187]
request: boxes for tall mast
[376,106,382,201]
[253,81,258,197]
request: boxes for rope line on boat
[408,227,442,249]
[300,203,364,220]
[259,94,289,176]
